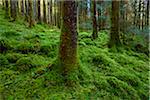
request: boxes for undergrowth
[0,8,149,100]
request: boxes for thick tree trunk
[92,0,98,39]
[108,0,121,48]
[59,0,78,77]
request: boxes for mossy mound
[0,38,12,53]
[0,54,9,66]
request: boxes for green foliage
[0,54,9,67]
[1,30,20,37]
[0,7,149,99]
[6,53,24,63]
[0,38,12,53]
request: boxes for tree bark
[28,0,34,27]
[43,0,47,23]
[5,0,9,19]
[92,0,98,39]
[108,0,121,48]
[37,0,41,23]
[10,0,17,21]
[59,0,78,77]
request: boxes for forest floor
[0,8,149,99]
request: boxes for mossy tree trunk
[59,0,78,77]
[92,0,98,39]
[108,0,121,48]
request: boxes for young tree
[92,0,98,39]
[108,0,121,48]
[59,0,78,78]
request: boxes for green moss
[0,38,12,53]
[0,54,9,66]
[6,53,24,63]
[0,7,149,99]
[15,57,33,72]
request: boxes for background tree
[28,0,34,27]
[10,0,17,21]
[4,0,9,18]
[92,0,98,39]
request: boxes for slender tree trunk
[25,0,29,21]
[133,0,137,26]
[92,0,98,39]
[146,0,149,27]
[10,0,17,21]
[21,0,25,16]
[37,0,41,23]
[59,0,78,78]
[98,1,102,31]
[28,0,34,27]
[5,0,9,19]
[108,0,121,48]
[142,1,144,30]
[47,1,50,25]
[138,0,141,29]
[57,0,61,28]
[43,0,47,23]
[50,0,53,25]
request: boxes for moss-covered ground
[0,8,149,100]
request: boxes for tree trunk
[10,0,17,21]
[37,0,41,23]
[59,0,78,78]
[25,0,29,21]
[21,0,25,16]
[43,0,47,23]
[108,0,121,48]
[92,0,98,39]
[138,0,141,29]
[146,0,149,27]
[133,0,137,26]
[5,0,9,19]
[28,0,34,27]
